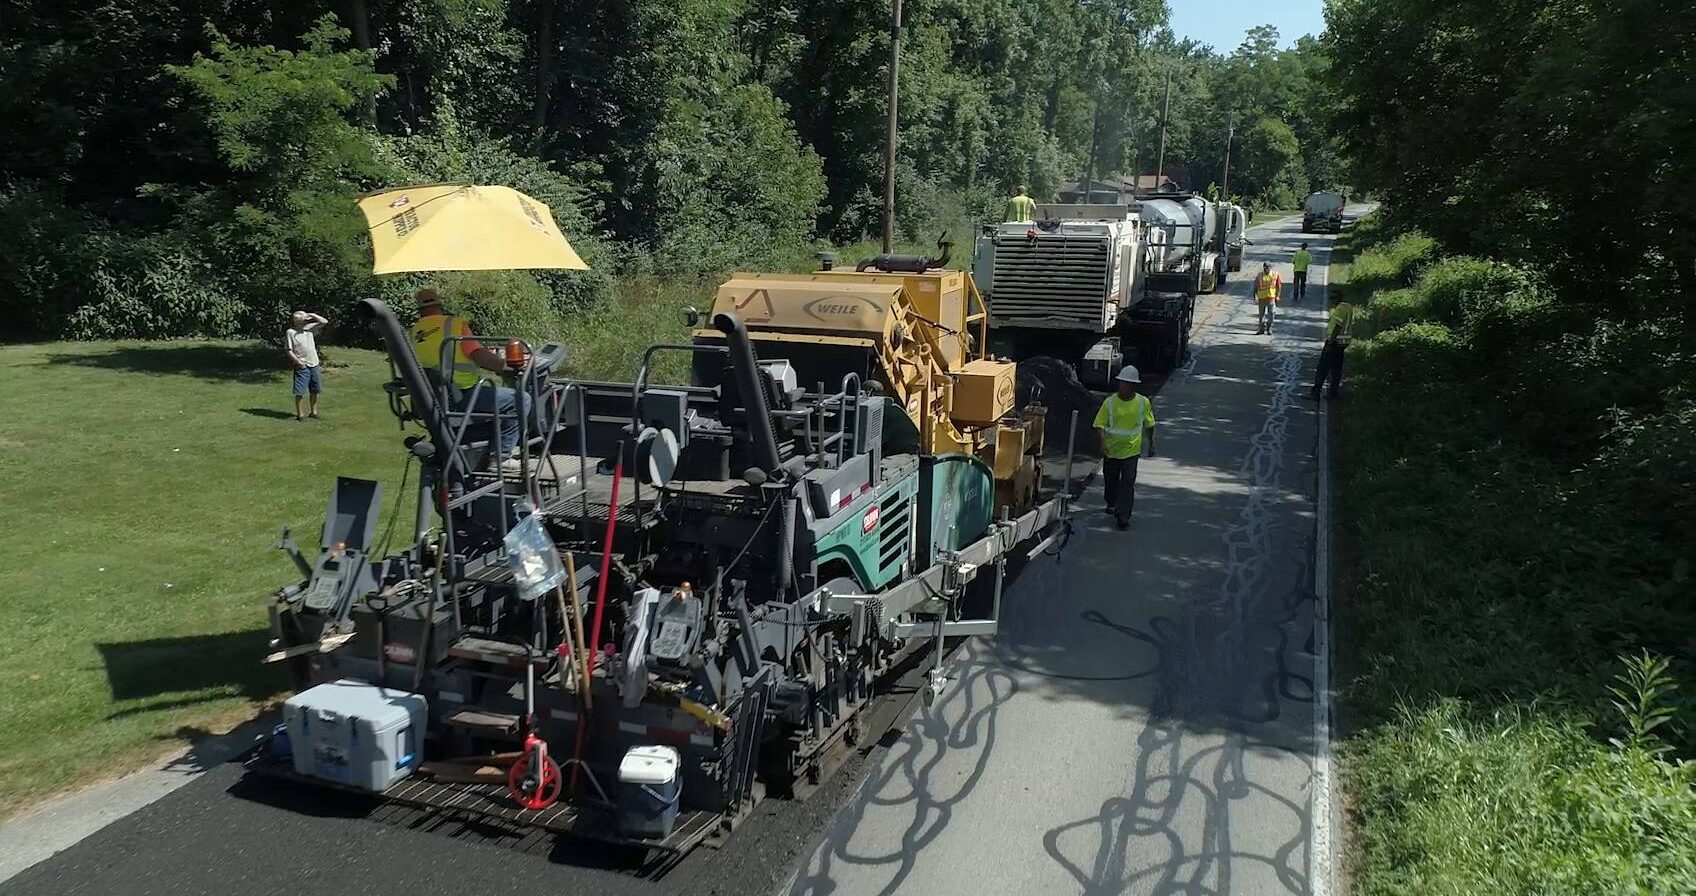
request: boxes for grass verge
[0,341,406,815]
[1332,219,1696,893]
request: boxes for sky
[1168,0,1326,53]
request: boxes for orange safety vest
[1254,272,1282,304]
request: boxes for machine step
[443,708,522,735]
[446,636,549,669]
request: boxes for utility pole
[1085,101,1101,203]
[881,0,903,254]
[1154,70,1171,190]
[1220,112,1235,199]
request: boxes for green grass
[0,340,408,814]
[1332,223,1696,893]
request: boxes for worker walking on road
[1291,242,1312,303]
[1311,300,1360,400]
[1094,365,1156,531]
[1004,185,1036,223]
[1253,262,1282,335]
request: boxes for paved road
[0,209,1361,896]
[783,210,1362,896]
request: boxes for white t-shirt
[286,328,320,368]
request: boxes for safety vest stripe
[1105,396,1145,435]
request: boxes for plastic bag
[504,504,566,601]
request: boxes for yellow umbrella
[357,184,589,274]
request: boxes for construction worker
[1253,261,1282,335]
[1093,365,1156,531]
[1004,185,1036,222]
[409,288,531,468]
[1291,242,1313,303]
[1311,300,1359,400]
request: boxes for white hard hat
[1116,365,1142,384]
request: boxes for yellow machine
[692,258,1047,514]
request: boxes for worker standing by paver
[1291,242,1312,303]
[1253,261,1282,336]
[1094,365,1156,531]
[1311,299,1360,400]
[1004,185,1036,222]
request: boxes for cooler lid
[618,745,680,786]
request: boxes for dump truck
[252,246,1071,863]
[1302,191,1345,233]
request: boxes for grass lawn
[0,340,408,816]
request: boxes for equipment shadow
[97,629,284,719]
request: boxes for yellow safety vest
[1004,195,1036,222]
[1292,249,1312,273]
[1093,393,1154,459]
[1326,303,1358,345]
[1254,273,1281,303]
[409,314,482,390]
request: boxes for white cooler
[284,679,426,792]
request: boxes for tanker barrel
[713,311,785,480]
[358,299,457,472]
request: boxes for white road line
[1310,231,1338,896]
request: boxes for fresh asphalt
[0,209,1361,896]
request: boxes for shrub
[64,241,244,340]
[1347,700,1696,896]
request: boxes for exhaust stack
[713,311,784,480]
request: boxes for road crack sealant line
[1032,253,1324,894]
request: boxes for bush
[64,240,244,340]
[1347,701,1696,896]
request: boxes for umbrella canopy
[357,184,589,274]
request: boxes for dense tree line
[1,0,1333,341]
[1326,0,1694,316]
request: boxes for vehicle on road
[973,192,1232,386]
[256,247,1071,863]
[1302,191,1345,233]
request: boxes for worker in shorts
[1291,242,1313,303]
[1253,261,1282,335]
[1094,365,1156,531]
[285,310,328,421]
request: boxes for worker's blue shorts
[292,365,322,396]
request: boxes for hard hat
[1116,365,1142,384]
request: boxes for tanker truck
[1302,191,1345,233]
[973,191,1227,385]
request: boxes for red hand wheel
[507,732,563,810]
